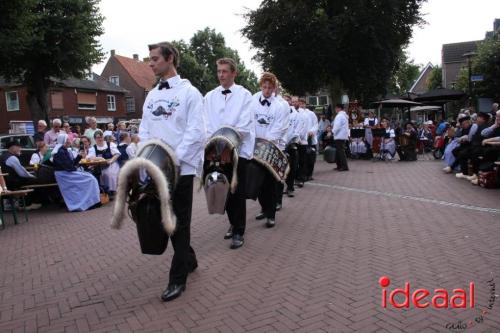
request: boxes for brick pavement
[0,159,499,333]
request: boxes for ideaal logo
[379,276,497,330]
[379,276,474,309]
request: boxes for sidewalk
[0,159,499,332]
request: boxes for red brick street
[1,159,499,332]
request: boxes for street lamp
[463,51,477,107]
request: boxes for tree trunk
[26,74,50,128]
[328,77,343,107]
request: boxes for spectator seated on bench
[52,133,100,212]
[0,140,42,210]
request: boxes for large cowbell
[202,127,241,215]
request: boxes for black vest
[0,151,22,185]
[117,144,129,166]
[471,124,488,146]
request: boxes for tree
[0,0,104,123]
[386,51,421,96]
[174,28,259,95]
[426,65,442,90]
[471,37,500,101]
[242,0,426,104]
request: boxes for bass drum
[323,146,336,163]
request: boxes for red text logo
[379,276,475,309]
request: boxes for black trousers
[285,145,298,191]
[169,175,197,286]
[451,144,471,174]
[257,166,278,219]
[297,145,307,181]
[276,182,284,205]
[334,140,348,170]
[226,157,248,236]
[306,145,317,178]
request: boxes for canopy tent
[371,99,422,120]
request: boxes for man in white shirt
[285,96,304,194]
[139,41,206,302]
[252,73,288,228]
[294,98,309,187]
[203,57,255,249]
[301,100,319,181]
[332,103,349,171]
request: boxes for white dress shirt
[333,111,349,140]
[203,84,255,159]
[252,92,289,151]
[139,75,206,176]
[297,108,310,145]
[304,109,319,145]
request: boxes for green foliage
[426,65,442,90]
[471,37,500,100]
[242,0,426,103]
[0,0,105,121]
[386,51,421,96]
[174,28,259,95]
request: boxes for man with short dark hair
[139,41,206,302]
[332,104,349,171]
[203,57,255,249]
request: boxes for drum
[323,146,336,163]
[111,139,178,255]
[253,138,290,182]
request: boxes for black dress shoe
[188,262,198,273]
[230,234,244,249]
[255,212,266,220]
[286,189,295,197]
[224,226,233,239]
[338,168,349,172]
[266,218,275,228]
[276,203,282,211]
[161,284,186,302]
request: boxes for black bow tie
[260,97,271,106]
[221,89,231,95]
[158,81,170,90]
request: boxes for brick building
[0,75,128,134]
[100,51,156,119]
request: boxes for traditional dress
[381,128,396,158]
[88,142,120,192]
[139,74,205,293]
[52,134,100,212]
[203,83,254,240]
[364,117,378,147]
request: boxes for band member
[203,57,255,249]
[293,97,309,187]
[284,95,303,196]
[301,100,319,181]
[273,84,290,209]
[380,117,396,160]
[332,104,349,171]
[138,42,206,302]
[252,73,289,227]
[397,122,418,161]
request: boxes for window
[319,95,328,106]
[50,92,64,110]
[126,97,135,113]
[107,95,116,111]
[307,96,319,106]
[109,76,119,86]
[5,91,20,111]
[77,92,96,110]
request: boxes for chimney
[143,57,150,62]
[110,49,115,56]
[133,54,139,61]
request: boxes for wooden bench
[21,183,58,190]
[0,189,33,229]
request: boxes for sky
[92,0,500,75]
